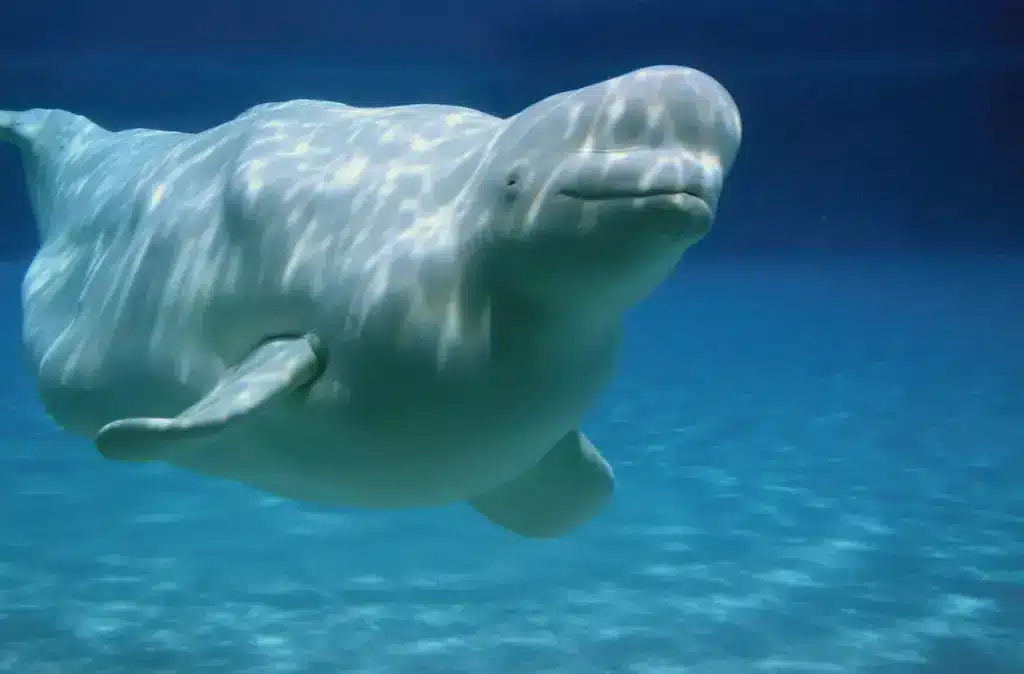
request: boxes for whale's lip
[558,186,709,205]
[558,187,713,222]
[554,148,716,208]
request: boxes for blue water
[1,252,1020,672]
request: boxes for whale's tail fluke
[0,110,14,143]
[0,109,48,150]
[0,108,104,151]
[0,108,108,241]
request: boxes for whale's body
[1,66,742,538]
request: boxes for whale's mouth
[558,185,708,205]
[554,149,716,209]
[558,185,713,223]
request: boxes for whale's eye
[505,174,519,188]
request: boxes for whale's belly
[165,351,617,509]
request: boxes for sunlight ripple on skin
[1,65,741,538]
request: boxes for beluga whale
[1,65,742,538]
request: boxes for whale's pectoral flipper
[95,334,326,463]
[469,430,614,538]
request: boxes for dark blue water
[1,253,1021,672]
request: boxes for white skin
[8,66,741,535]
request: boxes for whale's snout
[556,148,722,209]
[542,65,739,220]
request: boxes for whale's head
[476,66,741,319]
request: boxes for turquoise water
[1,253,1021,672]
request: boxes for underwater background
[0,1,1021,672]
